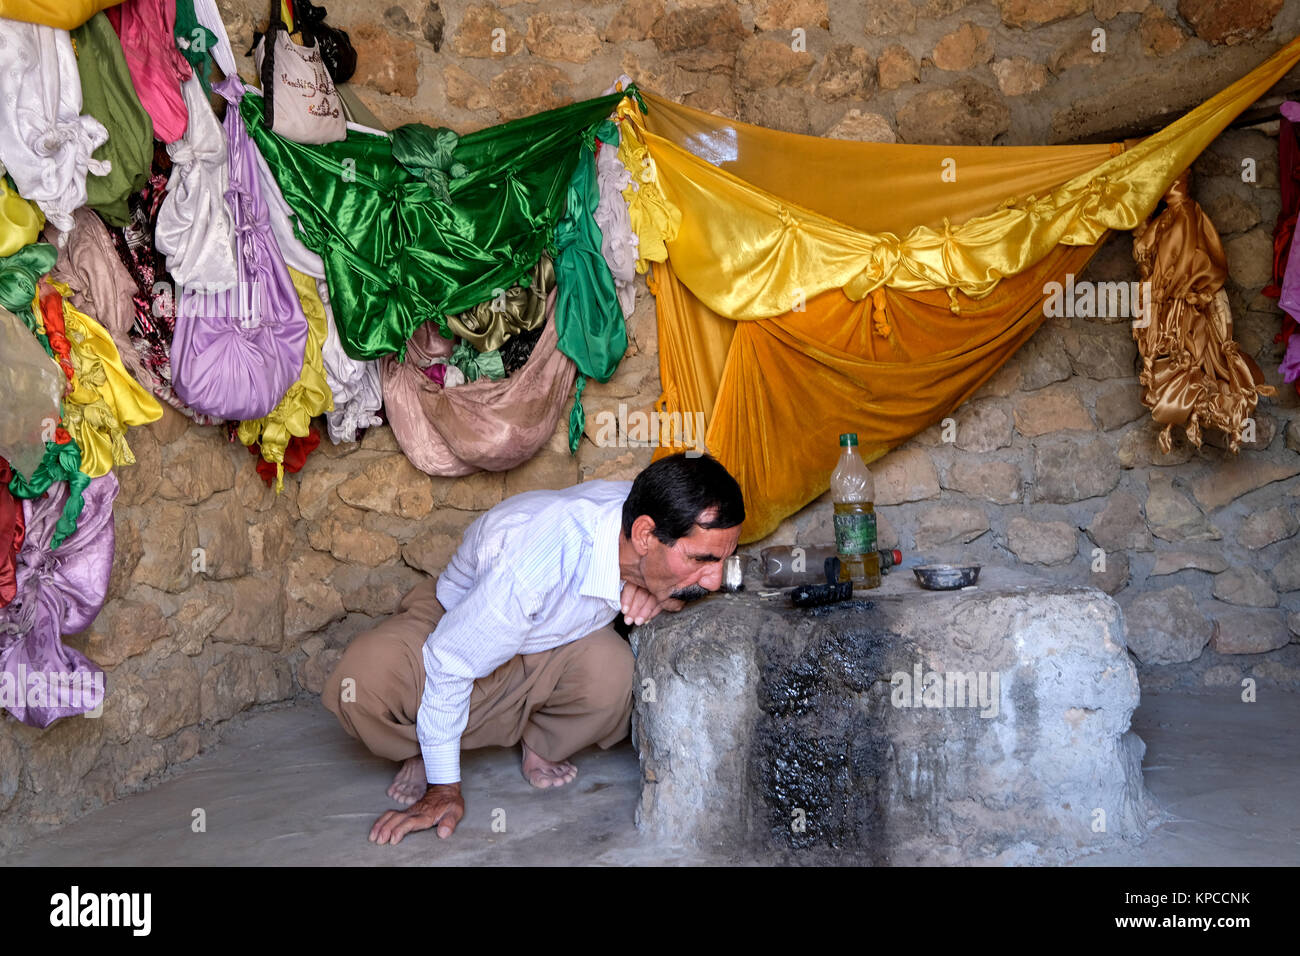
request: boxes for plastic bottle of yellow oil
[832,433,881,589]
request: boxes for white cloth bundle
[0,19,109,234]
[154,73,238,290]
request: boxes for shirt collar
[580,499,625,604]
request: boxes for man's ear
[630,514,659,555]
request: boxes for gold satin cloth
[445,254,555,352]
[1133,170,1274,454]
[625,36,1300,542]
[618,36,1300,317]
[237,267,335,492]
[44,280,162,478]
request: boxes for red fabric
[38,284,76,384]
[246,426,322,487]
[0,459,25,609]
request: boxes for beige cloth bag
[254,27,345,145]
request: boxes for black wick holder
[789,556,854,608]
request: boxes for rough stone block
[1123,585,1213,664]
[631,567,1151,862]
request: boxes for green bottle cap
[840,433,858,446]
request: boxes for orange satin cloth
[652,243,1104,542]
[1132,170,1274,453]
[639,93,1120,237]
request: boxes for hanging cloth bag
[253,0,345,145]
[167,0,308,422]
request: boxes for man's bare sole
[388,756,427,807]
[521,741,578,789]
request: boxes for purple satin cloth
[0,472,118,728]
[1280,105,1300,382]
[170,74,308,421]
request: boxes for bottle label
[834,510,877,555]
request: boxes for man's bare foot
[521,741,577,789]
[388,756,426,806]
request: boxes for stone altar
[629,565,1156,864]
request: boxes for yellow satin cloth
[1133,170,1274,453]
[236,267,334,492]
[0,178,44,259]
[628,36,1300,542]
[44,280,162,478]
[619,35,1300,318]
[0,0,121,30]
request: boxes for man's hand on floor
[369,782,465,845]
[621,582,682,626]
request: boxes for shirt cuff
[421,742,461,786]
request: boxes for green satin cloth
[392,125,467,204]
[0,242,57,313]
[241,87,635,362]
[446,253,554,352]
[449,342,505,382]
[72,12,154,228]
[554,120,627,452]
[8,440,90,550]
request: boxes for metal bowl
[913,564,981,590]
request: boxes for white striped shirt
[418,480,634,784]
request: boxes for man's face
[637,519,742,606]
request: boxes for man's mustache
[670,584,710,603]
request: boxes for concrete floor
[5,690,1299,866]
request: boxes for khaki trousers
[322,577,634,766]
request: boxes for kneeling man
[322,452,745,844]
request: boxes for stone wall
[3,0,1300,848]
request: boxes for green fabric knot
[595,119,619,148]
[8,439,90,550]
[567,374,586,456]
[623,83,647,115]
[0,242,58,313]
[391,124,469,204]
[449,341,505,382]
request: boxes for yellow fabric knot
[946,287,961,314]
[869,288,891,338]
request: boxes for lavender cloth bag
[169,70,308,421]
[0,472,118,728]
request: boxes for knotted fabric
[166,75,308,420]
[1131,169,1275,454]
[0,20,110,234]
[0,471,116,727]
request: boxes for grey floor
[6,690,1299,866]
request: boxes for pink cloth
[107,0,190,143]
[381,289,577,476]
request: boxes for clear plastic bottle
[831,433,880,588]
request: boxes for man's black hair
[621,453,745,544]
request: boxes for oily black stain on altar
[751,602,896,864]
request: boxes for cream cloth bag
[252,0,345,145]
